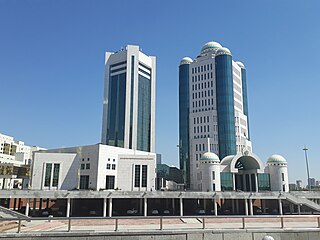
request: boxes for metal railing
[0,215,320,233]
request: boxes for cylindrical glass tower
[179,57,192,188]
[215,48,237,159]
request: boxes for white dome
[220,155,235,165]
[180,57,193,65]
[216,47,232,56]
[267,154,287,164]
[236,61,245,68]
[200,152,219,162]
[201,41,222,54]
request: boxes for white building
[101,45,156,153]
[31,144,156,191]
[198,142,289,192]
[179,41,252,190]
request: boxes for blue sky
[1,0,320,185]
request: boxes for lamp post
[303,146,311,191]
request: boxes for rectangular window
[213,183,216,191]
[282,173,285,181]
[44,163,52,187]
[81,163,85,170]
[107,163,111,169]
[106,175,115,189]
[52,164,60,187]
[134,165,141,187]
[212,171,215,180]
[142,165,148,187]
[86,163,90,169]
[80,175,89,189]
[112,164,116,170]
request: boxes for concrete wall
[1,230,320,240]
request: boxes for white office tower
[102,45,156,153]
[179,41,252,189]
[265,154,289,192]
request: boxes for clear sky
[1,0,320,185]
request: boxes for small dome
[236,61,245,69]
[200,152,219,162]
[201,41,222,54]
[180,57,193,65]
[216,47,232,56]
[267,154,287,164]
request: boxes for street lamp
[303,146,311,191]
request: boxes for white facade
[182,42,252,190]
[0,132,45,165]
[101,45,156,153]
[31,144,156,191]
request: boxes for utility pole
[303,146,311,191]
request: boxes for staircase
[0,206,30,219]
[283,193,320,212]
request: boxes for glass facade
[44,163,52,187]
[241,68,250,140]
[137,74,151,152]
[258,173,271,191]
[215,54,236,159]
[220,172,233,191]
[178,63,190,188]
[106,71,127,148]
[52,163,60,187]
[129,56,135,149]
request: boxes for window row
[194,125,210,134]
[192,89,214,99]
[194,116,210,124]
[81,163,90,170]
[192,72,213,82]
[107,163,116,170]
[134,164,148,188]
[192,81,214,91]
[192,99,215,108]
[192,63,213,74]
[192,107,215,113]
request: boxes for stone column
[108,198,112,217]
[254,174,259,192]
[245,199,248,216]
[25,198,30,216]
[66,198,70,217]
[243,175,247,191]
[249,199,254,215]
[103,198,107,217]
[180,198,183,217]
[144,198,147,217]
[248,175,252,192]
[298,204,301,215]
[214,201,218,216]
[232,174,236,191]
[279,199,283,215]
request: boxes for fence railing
[1,215,320,233]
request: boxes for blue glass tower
[215,48,237,159]
[179,57,192,188]
[239,64,250,140]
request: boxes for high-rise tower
[178,41,252,189]
[102,45,156,152]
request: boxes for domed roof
[216,47,232,56]
[220,155,235,165]
[201,41,222,54]
[180,57,193,65]
[200,151,219,162]
[236,61,245,69]
[267,154,287,164]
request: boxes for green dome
[267,154,287,164]
[180,57,193,65]
[201,41,222,54]
[200,152,219,162]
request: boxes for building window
[52,164,60,187]
[220,172,233,191]
[86,163,90,169]
[112,164,116,170]
[282,173,285,181]
[134,165,141,187]
[108,158,110,161]
[258,173,271,191]
[44,163,52,187]
[106,175,115,189]
[107,163,111,169]
[212,171,215,180]
[142,165,148,187]
[81,163,85,170]
[80,175,89,189]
